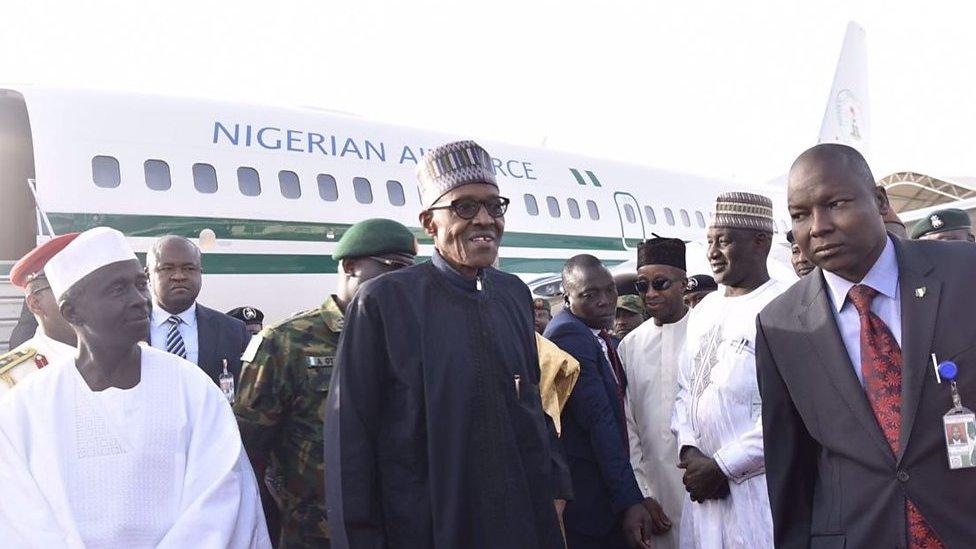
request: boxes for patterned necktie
[598,329,629,449]
[848,284,942,548]
[165,315,187,359]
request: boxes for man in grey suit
[146,236,250,385]
[757,143,976,548]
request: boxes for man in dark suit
[146,235,249,384]
[757,143,976,548]
[545,254,658,549]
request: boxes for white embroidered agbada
[618,312,689,549]
[671,279,785,549]
[0,345,271,548]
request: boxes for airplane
[0,22,869,327]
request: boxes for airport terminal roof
[879,171,976,213]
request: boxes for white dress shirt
[150,302,199,365]
[822,237,902,384]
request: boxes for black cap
[685,274,718,293]
[637,236,686,271]
[227,306,264,324]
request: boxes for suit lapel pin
[915,286,927,299]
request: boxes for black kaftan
[324,253,565,548]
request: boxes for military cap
[333,218,418,262]
[9,233,81,289]
[685,274,718,293]
[227,306,264,324]
[533,297,552,313]
[416,140,497,209]
[910,208,972,239]
[616,295,645,316]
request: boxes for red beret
[9,233,81,289]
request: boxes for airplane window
[680,209,691,227]
[644,206,657,225]
[624,204,637,224]
[586,200,600,221]
[279,170,301,199]
[524,194,539,216]
[567,198,581,219]
[664,207,675,226]
[353,177,373,204]
[144,159,171,191]
[238,167,261,196]
[193,163,218,194]
[317,174,338,201]
[92,156,121,188]
[546,196,561,218]
[695,210,707,228]
[387,180,405,206]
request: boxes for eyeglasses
[635,277,680,294]
[368,256,414,269]
[427,196,510,220]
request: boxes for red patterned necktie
[598,330,630,448]
[848,284,942,549]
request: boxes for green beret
[333,218,418,260]
[616,294,645,316]
[910,208,972,239]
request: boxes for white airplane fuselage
[0,23,869,323]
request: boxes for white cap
[46,227,138,301]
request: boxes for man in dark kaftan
[324,140,568,549]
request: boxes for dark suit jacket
[149,303,250,385]
[544,309,643,539]
[757,237,976,548]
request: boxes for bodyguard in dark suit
[545,255,656,549]
[146,235,249,383]
[757,143,976,548]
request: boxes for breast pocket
[717,337,759,403]
[304,355,335,393]
[810,534,846,549]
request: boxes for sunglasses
[368,256,414,269]
[428,196,510,220]
[635,277,679,294]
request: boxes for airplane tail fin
[817,22,870,155]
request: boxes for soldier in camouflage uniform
[1,233,79,398]
[234,218,417,548]
[613,294,647,340]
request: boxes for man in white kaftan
[671,191,784,548]
[618,236,693,549]
[0,227,270,548]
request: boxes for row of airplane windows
[523,193,708,229]
[90,155,731,231]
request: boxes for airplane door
[613,192,646,250]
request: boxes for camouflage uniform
[234,295,343,548]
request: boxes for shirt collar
[431,249,483,293]
[34,330,76,355]
[822,236,899,313]
[151,301,197,327]
[320,295,345,332]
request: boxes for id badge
[943,411,976,470]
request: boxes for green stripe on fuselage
[48,212,630,252]
[129,252,623,275]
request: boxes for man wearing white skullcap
[0,227,270,548]
[671,192,785,548]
